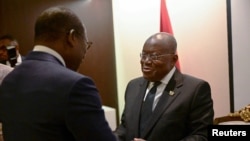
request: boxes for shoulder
[182,73,208,83]
[0,64,13,84]
[59,68,94,83]
[180,73,211,91]
[0,64,13,74]
[127,76,145,85]
[0,63,13,70]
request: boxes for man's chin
[142,73,154,81]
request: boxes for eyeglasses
[140,53,174,61]
[68,29,93,50]
[86,41,93,50]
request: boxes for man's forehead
[0,39,15,46]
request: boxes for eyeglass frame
[68,28,93,50]
[86,41,93,50]
[140,53,175,61]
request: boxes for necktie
[140,81,161,135]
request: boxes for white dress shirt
[33,45,66,67]
[0,63,13,84]
[144,67,176,111]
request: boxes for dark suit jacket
[0,51,116,141]
[114,70,214,141]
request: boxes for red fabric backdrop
[160,0,181,70]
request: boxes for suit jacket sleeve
[65,77,117,141]
[180,80,214,141]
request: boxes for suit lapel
[132,80,148,137]
[141,71,183,138]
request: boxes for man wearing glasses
[114,32,214,141]
[0,6,116,141]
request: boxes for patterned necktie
[140,81,161,135]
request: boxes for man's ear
[67,29,77,47]
[173,54,178,63]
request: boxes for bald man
[114,32,214,141]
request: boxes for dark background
[0,0,119,121]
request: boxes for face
[140,39,177,82]
[0,39,11,61]
[76,35,87,63]
[69,30,92,71]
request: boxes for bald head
[145,32,177,54]
[34,6,85,43]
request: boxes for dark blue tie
[140,81,161,136]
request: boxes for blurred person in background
[0,34,24,67]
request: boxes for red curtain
[160,0,181,70]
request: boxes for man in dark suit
[0,6,116,141]
[114,32,214,141]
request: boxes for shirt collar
[33,45,66,67]
[160,67,176,85]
